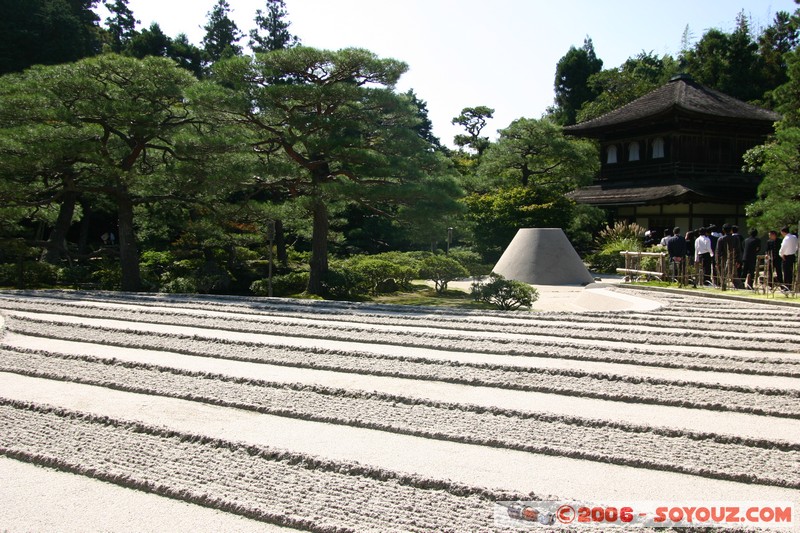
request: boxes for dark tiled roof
[568,179,757,206]
[565,75,781,134]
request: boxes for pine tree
[202,0,243,64]
[103,0,138,52]
[248,0,299,54]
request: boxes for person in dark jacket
[666,227,687,281]
[716,224,742,288]
[766,230,783,287]
[742,228,761,290]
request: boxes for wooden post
[266,220,276,298]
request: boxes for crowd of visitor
[648,224,798,292]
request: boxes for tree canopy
[0,0,103,74]
[745,46,800,230]
[0,54,220,290]
[249,0,300,53]
[550,37,603,126]
[202,0,243,64]
[201,47,457,294]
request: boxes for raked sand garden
[0,287,798,531]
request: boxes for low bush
[446,248,492,277]
[321,268,365,300]
[0,261,59,287]
[471,273,538,310]
[419,255,469,293]
[251,271,310,297]
[588,236,642,273]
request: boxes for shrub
[161,276,199,294]
[347,257,403,295]
[419,255,469,293]
[597,221,646,244]
[57,265,94,288]
[588,222,647,274]
[446,248,492,277]
[92,262,122,291]
[369,251,422,289]
[471,273,538,310]
[588,236,643,273]
[320,268,365,300]
[251,271,310,297]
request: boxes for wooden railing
[617,251,668,279]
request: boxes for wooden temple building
[565,74,780,233]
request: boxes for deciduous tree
[745,48,800,229]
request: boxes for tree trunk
[78,198,90,256]
[307,197,329,295]
[117,193,141,292]
[43,190,77,264]
[275,219,288,266]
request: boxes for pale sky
[105,0,797,147]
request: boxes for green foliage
[345,257,404,295]
[251,271,309,297]
[745,47,800,230]
[249,0,300,53]
[680,12,775,104]
[104,0,138,52]
[57,265,93,288]
[477,118,598,191]
[463,186,575,261]
[207,47,452,295]
[0,261,59,287]
[419,255,468,293]
[446,248,491,277]
[471,273,538,310]
[587,221,646,273]
[339,253,425,295]
[577,52,679,123]
[451,106,494,155]
[588,237,643,273]
[565,204,607,256]
[369,251,423,288]
[91,260,122,290]
[0,0,102,75]
[320,268,364,300]
[0,53,241,291]
[202,0,243,63]
[550,37,603,126]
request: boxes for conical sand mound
[493,228,594,285]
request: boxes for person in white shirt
[694,227,714,286]
[659,228,672,247]
[779,226,798,290]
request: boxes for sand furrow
[1,373,796,507]
[1,347,796,487]
[6,312,799,378]
[4,318,798,418]
[4,335,796,442]
[2,297,799,351]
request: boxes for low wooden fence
[616,251,668,280]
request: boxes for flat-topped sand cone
[493,228,594,285]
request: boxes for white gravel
[0,289,798,531]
